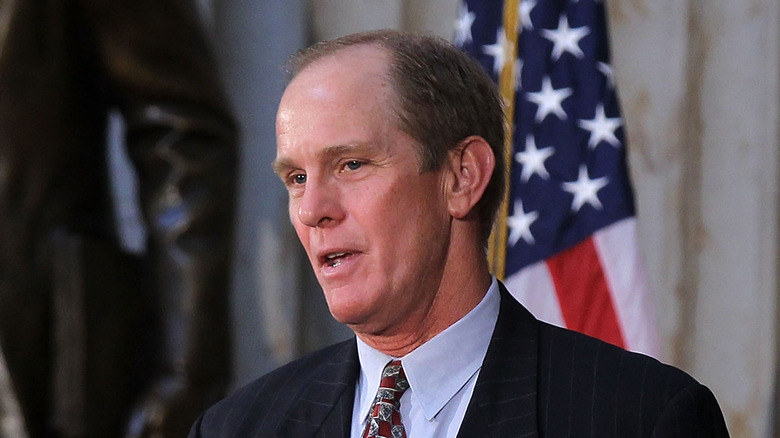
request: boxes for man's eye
[292,174,307,184]
[344,160,363,171]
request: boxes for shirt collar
[356,277,500,422]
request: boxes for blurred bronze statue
[0,0,237,437]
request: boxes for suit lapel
[276,340,359,438]
[458,283,539,438]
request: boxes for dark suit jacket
[190,284,729,437]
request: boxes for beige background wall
[606,2,779,436]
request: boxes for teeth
[325,252,346,268]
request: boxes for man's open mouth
[325,252,350,268]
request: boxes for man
[0,0,236,436]
[189,30,729,437]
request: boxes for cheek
[374,191,447,252]
[288,198,297,222]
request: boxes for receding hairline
[281,41,401,123]
[284,30,402,83]
[284,42,394,94]
[282,39,415,154]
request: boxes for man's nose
[296,180,344,228]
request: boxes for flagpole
[488,0,520,280]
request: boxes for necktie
[363,360,409,438]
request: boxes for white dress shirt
[350,278,500,438]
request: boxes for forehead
[275,45,398,157]
[280,45,392,113]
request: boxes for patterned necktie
[363,360,409,438]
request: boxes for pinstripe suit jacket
[189,284,729,437]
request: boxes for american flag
[455,0,659,355]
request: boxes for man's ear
[446,136,495,219]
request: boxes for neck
[354,229,492,357]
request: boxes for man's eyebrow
[272,143,380,176]
[319,143,377,161]
[271,157,295,177]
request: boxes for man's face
[274,45,453,336]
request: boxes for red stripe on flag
[546,237,626,349]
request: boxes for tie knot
[378,360,409,401]
[363,360,410,438]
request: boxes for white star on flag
[541,15,591,61]
[519,0,536,31]
[597,62,615,89]
[507,200,539,246]
[578,103,622,148]
[454,4,476,47]
[482,27,512,75]
[561,165,609,211]
[514,58,523,90]
[526,76,572,122]
[515,135,554,181]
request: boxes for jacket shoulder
[537,322,729,436]
[539,321,697,390]
[190,339,356,437]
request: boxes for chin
[327,305,364,325]
[325,299,374,327]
